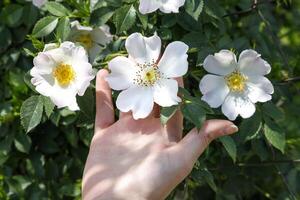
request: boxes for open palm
[82,70,238,200]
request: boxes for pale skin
[82,69,239,200]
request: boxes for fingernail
[225,125,239,135]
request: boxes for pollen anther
[225,70,247,92]
[53,63,76,86]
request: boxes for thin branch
[223,0,274,18]
[208,159,300,171]
[276,76,300,85]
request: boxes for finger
[165,77,184,142]
[167,120,238,173]
[95,69,115,130]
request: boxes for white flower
[106,33,189,119]
[199,49,274,121]
[30,42,95,111]
[139,0,186,14]
[69,21,113,62]
[26,0,47,8]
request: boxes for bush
[0,0,300,199]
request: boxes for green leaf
[0,4,23,27]
[219,136,237,163]
[59,183,81,197]
[137,11,148,29]
[262,102,284,121]
[56,17,71,41]
[160,105,178,125]
[32,16,59,38]
[42,96,55,118]
[181,102,206,128]
[14,132,32,154]
[45,2,71,17]
[238,111,262,142]
[22,4,38,27]
[192,168,217,192]
[185,0,204,21]
[264,119,286,153]
[0,26,12,53]
[90,7,115,26]
[77,88,95,124]
[20,95,44,133]
[113,5,136,33]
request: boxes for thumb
[167,120,238,174]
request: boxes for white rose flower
[199,49,274,121]
[26,0,47,8]
[106,33,189,119]
[139,0,186,14]
[30,42,95,111]
[69,21,113,62]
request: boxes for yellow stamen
[145,69,157,85]
[53,63,76,86]
[77,34,93,49]
[225,71,247,92]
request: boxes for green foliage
[1,0,300,199]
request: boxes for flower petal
[72,62,95,96]
[158,41,189,78]
[50,84,78,109]
[153,79,181,107]
[88,44,103,62]
[32,0,47,8]
[31,72,55,97]
[32,53,56,74]
[91,25,113,45]
[200,74,229,108]
[106,56,137,90]
[159,0,185,13]
[116,86,154,119]
[125,33,161,64]
[221,93,256,120]
[139,0,161,14]
[71,21,93,32]
[246,75,274,103]
[203,50,237,76]
[238,49,271,76]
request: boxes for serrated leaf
[219,136,237,163]
[192,168,217,192]
[113,5,136,33]
[14,132,32,154]
[264,119,285,153]
[137,11,148,29]
[0,4,24,27]
[45,2,70,17]
[42,96,55,118]
[185,0,204,21]
[238,111,262,143]
[160,105,178,125]
[56,17,70,41]
[90,7,115,26]
[262,102,284,121]
[20,96,43,133]
[181,101,206,128]
[32,16,58,38]
[77,88,95,123]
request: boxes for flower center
[225,71,247,92]
[133,60,161,87]
[77,34,93,49]
[53,63,76,86]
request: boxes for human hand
[82,69,238,200]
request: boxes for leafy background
[0,0,300,199]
